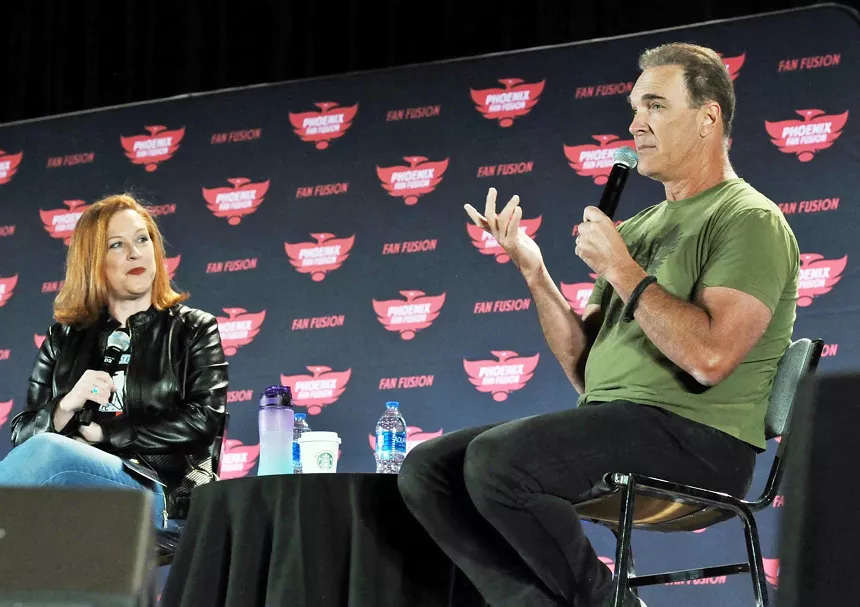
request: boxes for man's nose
[629,114,647,135]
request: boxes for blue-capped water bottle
[257,385,295,476]
[375,401,407,474]
[292,413,310,474]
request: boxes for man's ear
[700,102,721,137]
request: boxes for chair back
[753,337,824,509]
[765,338,823,439]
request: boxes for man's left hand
[78,421,105,444]
[574,206,636,280]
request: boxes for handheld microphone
[79,330,131,426]
[597,146,638,220]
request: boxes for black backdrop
[0,0,838,125]
[1,5,859,605]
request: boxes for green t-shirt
[579,178,799,451]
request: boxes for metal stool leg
[611,528,639,600]
[609,475,637,607]
[738,508,769,607]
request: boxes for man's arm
[606,262,772,386]
[524,265,603,393]
[464,188,607,393]
[576,205,795,388]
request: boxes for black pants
[397,401,757,607]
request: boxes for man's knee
[463,430,522,506]
[397,439,443,505]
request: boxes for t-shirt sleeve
[696,209,798,313]
[587,276,608,307]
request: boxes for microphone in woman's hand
[79,330,131,425]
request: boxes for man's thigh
[466,401,755,502]
[400,422,501,486]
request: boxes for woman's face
[103,210,156,302]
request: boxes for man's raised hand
[464,187,544,278]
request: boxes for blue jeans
[0,433,169,529]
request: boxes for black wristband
[622,275,657,323]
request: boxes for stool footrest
[630,562,750,587]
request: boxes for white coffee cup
[297,431,342,473]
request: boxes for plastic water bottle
[292,413,311,474]
[257,385,295,476]
[375,401,407,474]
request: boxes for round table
[160,473,487,607]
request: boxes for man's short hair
[638,43,736,139]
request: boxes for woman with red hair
[0,194,228,528]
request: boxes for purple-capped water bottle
[257,385,295,476]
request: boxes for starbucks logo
[316,451,334,471]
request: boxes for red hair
[54,194,188,327]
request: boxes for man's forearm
[523,265,592,393]
[607,263,719,385]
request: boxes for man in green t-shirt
[580,177,798,451]
[399,43,798,607]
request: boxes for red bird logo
[0,400,13,428]
[721,52,746,80]
[281,366,352,415]
[218,439,260,479]
[563,135,636,185]
[466,216,542,264]
[470,78,545,127]
[120,125,185,172]
[288,102,358,149]
[762,557,779,588]
[39,200,90,245]
[163,255,181,280]
[377,156,449,206]
[372,290,446,340]
[0,150,23,185]
[368,427,444,453]
[765,109,849,162]
[284,233,355,282]
[216,308,266,356]
[0,275,18,308]
[560,281,596,315]
[463,350,540,402]
[202,177,270,225]
[797,253,847,306]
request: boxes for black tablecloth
[160,473,487,607]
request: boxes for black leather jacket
[10,304,228,519]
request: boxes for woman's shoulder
[45,321,74,341]
[166,304,219,331]
[38,321,78,355]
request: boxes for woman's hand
[58,370,115,412]
[77,422,105,444]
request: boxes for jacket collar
[100,305,162,331]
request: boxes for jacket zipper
[127,320,169,526]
